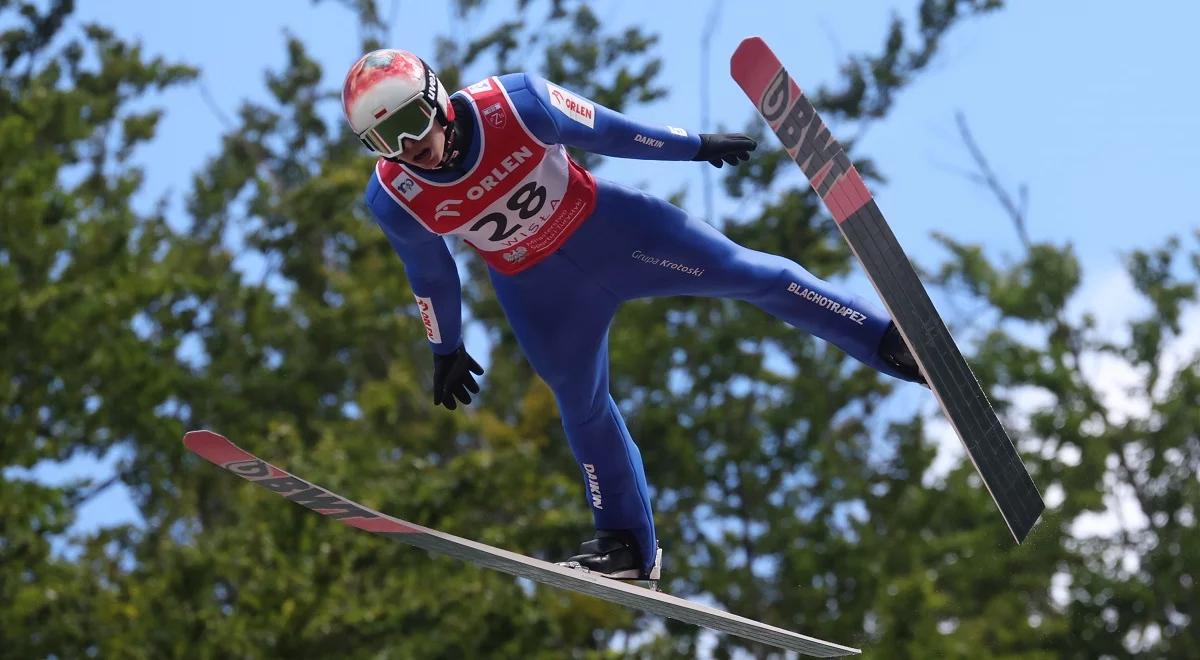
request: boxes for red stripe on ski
[823,168,872,224]
[809,159,836,192]
[344,517,417,533]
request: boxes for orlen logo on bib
[546,82,594,128]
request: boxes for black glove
[432,345,484,410]
[692,133,757,168]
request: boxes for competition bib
[375,76,596,274]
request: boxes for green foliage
[4,0,1197,658]
[814,0,1003,121]
[1,1,198,657]
[933,228,1200,657]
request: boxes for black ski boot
[558,530,662,581]
[879,322,927,386]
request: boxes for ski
[731,37,1044,543]
[183,430,860,657]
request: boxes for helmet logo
[363,51,398,69]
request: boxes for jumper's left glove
[432,345,484,411]
[692,133,757,168]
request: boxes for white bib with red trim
[375,76,596,274]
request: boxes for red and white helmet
[341,49,454,158]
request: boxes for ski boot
[879,321,927,386]
[558,530,662,589]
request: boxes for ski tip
[734,35,767,51]
[182,429,229,451]
[183,429,259,468]
[730,36,772,68]
[730,36,786,101]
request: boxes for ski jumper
[365,73,912,573]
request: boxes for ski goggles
[358,95,437,156]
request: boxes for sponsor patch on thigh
[631,249,705,277]
[786,282,866,324]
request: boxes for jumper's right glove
[432,345,484,410]
[692,133,757,168]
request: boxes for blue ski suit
[365,73,913,573]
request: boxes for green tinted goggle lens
[362,98,435,155]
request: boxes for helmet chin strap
[438,123,462,169]
[438,97,470,170]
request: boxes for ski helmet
[341,49,454,159]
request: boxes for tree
[0,0,198,655]
[0,1,673,657]
[11,0,1196,658]
[929,135,1200,655]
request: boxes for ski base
[183,430,860,657]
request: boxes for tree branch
[699,0,721,224]
[954,110,1030,249]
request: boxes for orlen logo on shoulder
[546,82,594,128]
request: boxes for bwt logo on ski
[225,460,381,522]
[583,463,602,509]
[225,458,270,478]
[758,69,853,197]
[787,282,866,325]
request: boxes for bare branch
[198,79,235,131]
[699,0,722,224]
[954,110,1030,249]
[68,472,123,507]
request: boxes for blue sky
[85,1,1200,269]
[14,1,1199,537]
